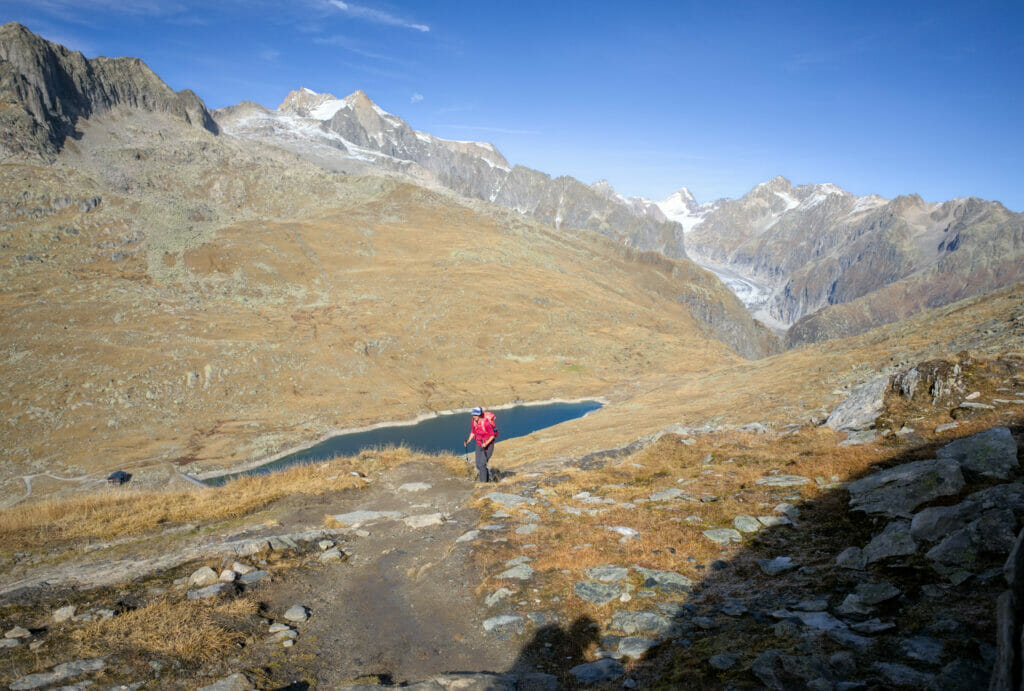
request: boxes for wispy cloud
[327,1,429,32]
[312,34,408,63]
[442,125,540,136]
[410,92,423,103]
[260,48,281,62]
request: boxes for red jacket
[471,416,496,446]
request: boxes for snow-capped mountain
[673,176,1023,343]
[655,187,720,234]
[215,89,680,255]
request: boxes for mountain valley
[1,21,1023,691]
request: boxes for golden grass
[69,596,259,664]
[0,447,424,553]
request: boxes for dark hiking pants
[475,442,494,482]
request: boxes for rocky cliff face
[671,177,1024,341]
[0,22,218,160]
[215,88,682,256]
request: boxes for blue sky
[4,0,1022,210]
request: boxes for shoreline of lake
[193,396,609,482]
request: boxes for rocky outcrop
[0,22,218,160]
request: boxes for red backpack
[483,410,498,438]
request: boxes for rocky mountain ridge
[0,22,217,161]
[658,177,1024,343]
[214,87,685,257]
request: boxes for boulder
[926,508,1017,567]
[847,458,964,518]
[610,610,673,636]
[188,566,219,588]
[825,375,889,431]
[914,483,1024,543]
[864,521,917,564]
[9,658,106,691]
[283,605,309,623]
[935,426,1019,480]
[734,515,762,533]
[835,546,867,570]
[618,637,658,659]
[569,658,624,684]
[703,528,742,545]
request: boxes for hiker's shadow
[507,615,599,682]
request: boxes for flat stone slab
[847,458,964,518]
[483,615,522,632]
[585,565,630,582]
[611,610,673,636]
[703,528,742,545]
[238,569,268,585]
[397,482,431,492]
[648,488,686,501]
[403,513,447,529]
[486,492,535,508]
[9,658,106,690]
[485,588,515,607]
[574,581,625,605]
[497,564,534,580]
[734,515,762,533]
[329,510,406,527]
[515,524,538,535]
[187,583,230,600]
[618,637,658,659]
[758,556,796,576]
[569,658,624,684]
[755,475,812,488]
[455,530,480,543]
[196,673,255,691]
[632,566,692,591]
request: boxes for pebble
[0,638,19,649]
[52,605,76,623]
[456,530,480,543]
[231,561,255,575]
[268,623,292,633]
[284,605,309,623]
[317,540,334,550]
[5,626,31,639]
[187,583,229,600]
[219,569,237,582]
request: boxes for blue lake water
[205,400,603,485]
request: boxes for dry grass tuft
[70,596,259,664]
[0,448,430,553]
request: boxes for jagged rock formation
[662,176,1024,343]
[215,88,682,256]
[0,21,217,160]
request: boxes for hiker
[464,406,497,482]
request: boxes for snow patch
[310,99,348,120]
[773,191,800,211]
[846,194,888,216]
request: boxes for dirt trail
[250,461,527,686]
